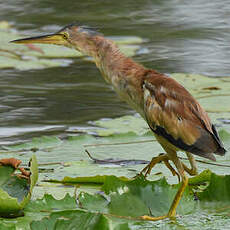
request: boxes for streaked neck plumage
[86,36,148,116]
[85,36,143,81]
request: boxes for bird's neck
[90,36,145,83]
[88,36,148,116]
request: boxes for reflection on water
[0,62,130,144]
[0,0,230,143]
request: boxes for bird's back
[79,36,226,161]
[142,70,226,161]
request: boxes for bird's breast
[110,74,145,117]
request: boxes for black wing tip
[211,125,227,156]
[151,124,226,161]
[215,147,227,156]
[151,125,205,156]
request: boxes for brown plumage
[142,70,225,161]
[11,23,226,221]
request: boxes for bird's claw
[137,153,181,182]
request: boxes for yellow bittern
[11,24,226,221]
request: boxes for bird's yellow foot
[140,214,168,221]
[140,153,166,176]
[181,162,198,176]
[139,154,180,181]
[139,173,188,221]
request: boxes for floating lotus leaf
[0,155,38,217]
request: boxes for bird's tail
[212,125,226,156]
[214,146,227,156]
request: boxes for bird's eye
[62,33,68,40]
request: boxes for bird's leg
[181,152,198,176]
[167,174,188,217]
[141,150,188,221]
[161,156,180,182]
[140,153,180,181]
[140,153,167,176]
[167,155,188,218]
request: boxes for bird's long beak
[10,33,66,45]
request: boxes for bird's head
[11,23,102,55]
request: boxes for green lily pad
[2,172,230,229]
[0,155,38,217]
[2,175,194,229]
[1,127,229,200]
[104,176,194,216]
[0,55,65,70]
[198,173,230,202]
[45,175,195,217]
[218,129,230,143]
[52,175,108,185]
[0,193,78,230]
[25,193,76,212]
[109,36,145,45]
[30,210,127,230]
[31,173,230,229]
[4,136,62,151]
[87,115,150,136]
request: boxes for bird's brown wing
[142,74,225,161]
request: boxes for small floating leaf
[0,155,38,217]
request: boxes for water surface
[0,0,230,144]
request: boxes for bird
[11,23,226,221]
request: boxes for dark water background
[1,0,230,144]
